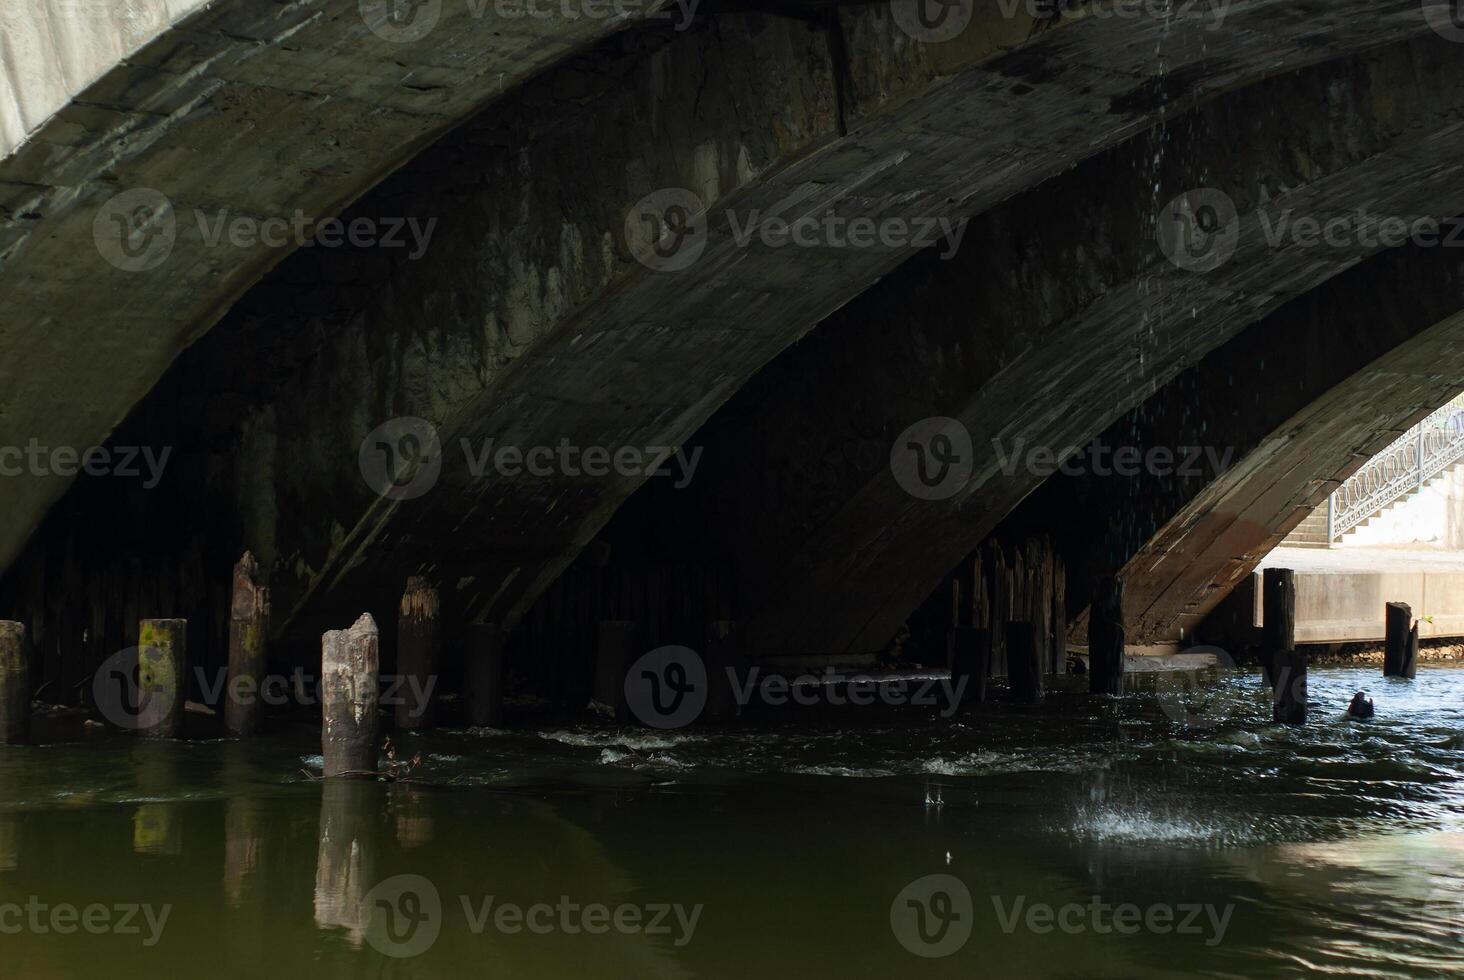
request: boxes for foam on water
[1071,806,1233,844]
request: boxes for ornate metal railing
[1329,393,1464,540]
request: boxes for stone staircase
[1281,395,1464,550]
[1284,507,1332,549]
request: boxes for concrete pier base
[949,626,989,708]
[465,623,506,728]
[593,621,637,721]
[1007,621,1042,702]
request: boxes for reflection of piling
[395,577,440,730]
[0,622,29,744]
[322,614,380,778]
[1271,649,1308,724]
[392,784,434,848]
[949,627,989,707]
[1006,621,1043,702]
[225,552,271,737]
[0,814,17,871]
[465,623,506,728]
[223,796,262,905]
[1088,576,1125,696]
[313,781,376,946]
[593,621,637,721]
[133,744,182,855]
[1384,601,1419,678]
[138,619,187,739]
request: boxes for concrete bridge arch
[0,0,1457,692]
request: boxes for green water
[2,665,1464,978]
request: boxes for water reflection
[390,784,434,849]
[313,780,380,947]
[131,744,181,857]
[0,665,1457,976]
[221,749,262,906]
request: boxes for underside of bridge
[5,1,1464,703]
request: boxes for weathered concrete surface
[0,1,1441,672]
[1254,547,1464,642]
[1,0,210,153]
[0,0,666,573]
[281,1,1439,640]
[1010,243,1464,643]
[627,35,1464,659]
[1110,249,1464,643]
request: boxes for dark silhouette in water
[1347,691,1375,719]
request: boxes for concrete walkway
[1256,546,1464,642]
[1260,545,1464,574]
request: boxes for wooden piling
[321,614,380,778]
[1384,601,1418,678]
[1089,576,1125,695]
[593,621,637,721]
[949,626,989,708]
[1271,648,1308,724]
[395,577,440,730]
[0,622,29,744]
[1006,621,1043,702]
[1261,568,1296,686]
[225,552,270,737]
[137,619,187,738]
[465,623,506,728]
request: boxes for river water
[2,664,1463,978]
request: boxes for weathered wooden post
[465,622,506,728]
[1384,601,1419,678]
[1089,576,1125,695]
[395,576,440,730]
[0,622,29,744]
[1006,621,1043,702]
[321,614,380,778]
[1261,568,1296,687]
[1261,568,1304,722]
[138,619,187,738]
[225,552,270,737]
[704,620,744,720]
[949,626,989,708]
[593,620,637,721]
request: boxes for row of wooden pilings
[0,553,508,779]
